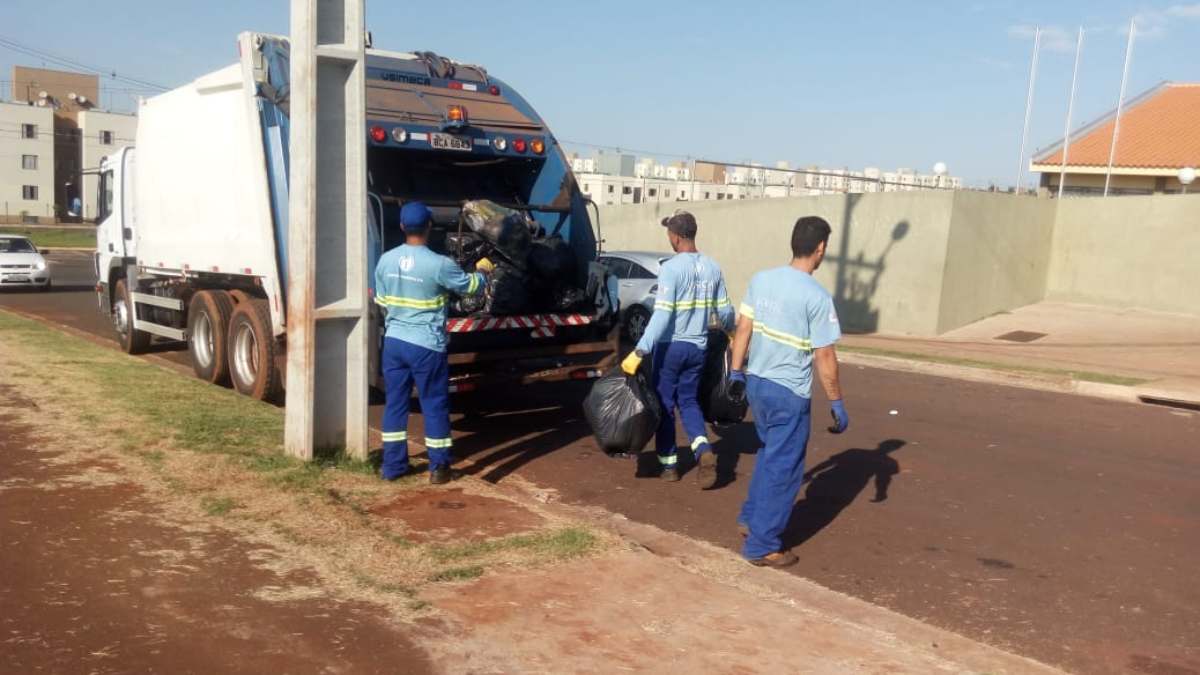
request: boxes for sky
[2,0,1198,187]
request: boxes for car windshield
[0,237,36,253]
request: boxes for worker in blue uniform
[374,202,493,484]
[728,215,849,567]
[620,210,735,488]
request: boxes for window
[22,185,39,200]
[601,258,632,278]
[648,188,657,197]
[627,264,656,280]
[582,183,590,194]
[21,123,36,139]
[21,155,37,170]
[99,170,114,220]
[664,189,671,198]
[704,192,711,199]
[100,130,114,145]
[622,186,632,195]
[607,185,614,194]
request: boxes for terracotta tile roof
[1033,82,1200,170]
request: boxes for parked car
[0,234,51,291]
[597,251,671,343]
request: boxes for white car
[0,234,52,291]
[597,251,670,343]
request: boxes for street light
[933,162,948,189]
[1179,167,1196,195]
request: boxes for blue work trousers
[651,341,712,467]
[739,374,812,560]
[381,337,453,479]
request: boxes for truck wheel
[113,278,151,354]
[188,290,234,385]
[228,298,282,401]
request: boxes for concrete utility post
[285,0,371,460]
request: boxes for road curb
[839,351,1146,405]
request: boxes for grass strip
[5,226,96,249]
[839,344,1149,387]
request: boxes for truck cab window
[99,170,114,221]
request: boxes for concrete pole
[1015,27,1042,195]
[1057,28,1084,199]
[1104,18,1136,197]
[285,0,370,460]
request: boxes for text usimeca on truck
[94,32,619,401]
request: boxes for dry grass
[0,308,616,621]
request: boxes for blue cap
[400,201,432,232]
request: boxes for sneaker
[660,466,681,482]
[748,551,799,568]
[696,452,718,489]
[429,467,452,485]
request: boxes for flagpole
[1058,27,1084,199]
[1105,18,1137,197]
[1016,27,1042,195]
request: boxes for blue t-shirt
[740,266,841,399]
[373,244,485,353]
[636,252,735,353]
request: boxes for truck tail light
[391,127,408,143]
[448,81,463,90]
[512,137,527,154]
[370,126,387,143]
[488,84,500,96]
[447,105,467,124]
[530,138,545,155]
[491,137,507,151]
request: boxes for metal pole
[1104,18,1136,197]
[1016,27,1042,195]
[285,0,370,460]
[1057,27,1084,199]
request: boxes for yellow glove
[475,257,496,274]
[621,351,643,376]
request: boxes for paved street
[3,253,1199,674]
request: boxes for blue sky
[2,0,1197,186]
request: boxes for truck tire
[227,298,282,401]
[113,278,151,354]
[188,290,234,385]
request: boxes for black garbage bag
[700,331,749,425]
[528,235,576,283]
[484,263,532,315]
[460,200,533,271]
[584,367,662,455]
[446,230,489,266]
[551,286,588,312]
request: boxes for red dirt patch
[368,487,543,543]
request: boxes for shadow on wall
[828,194,910,334]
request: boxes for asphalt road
[4,253,1199,675]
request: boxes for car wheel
[624,305,651,344]
[227,297,282,401]
[113,278,150,354]
[188,290,234,385]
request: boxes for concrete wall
[1048,194,1200,315]
[937,192,1057,333]
[598,191,957,335]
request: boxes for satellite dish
[38,90,48,99]
[35,99,46,107]
[68,92,78,101]
[78,95,89,105]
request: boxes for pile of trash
[450,200,589,316]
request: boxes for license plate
[4,275,29,282]
[430,132,472,152]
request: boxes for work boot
[660,466,680,482]
[429,467,452,485]
[748,551,799,568]
[696,452,718,489]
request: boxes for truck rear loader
[95,32,617,401]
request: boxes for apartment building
[78,110,137,219]
[0,101,55,223]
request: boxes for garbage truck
[94,32,617,401]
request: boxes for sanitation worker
[620,210,735,487]
[728,215,849,567]
[374,201,493,484]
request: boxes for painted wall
[937,192,1057,333]
[1048,194,1200,314]
[598,191,956,335]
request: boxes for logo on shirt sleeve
[829,310,839,324]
